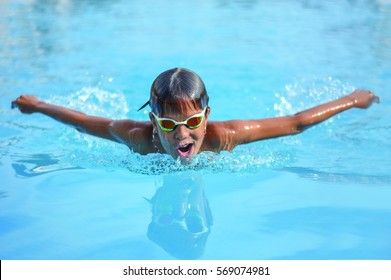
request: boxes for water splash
[50,86,130,119]
[119,148,292,175]
[44,138,293,176]
[273,77,355,116]
[49,87,131,149]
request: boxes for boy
[12,68,380,162]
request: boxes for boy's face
[150,102,210,162]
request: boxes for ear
[205,106,211,121]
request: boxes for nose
[174,124,190,140]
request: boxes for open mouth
[177,143,194,158]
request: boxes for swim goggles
[151,107,207,132]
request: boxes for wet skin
[11,89,380,160]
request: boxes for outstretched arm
[12,95,120,141]
[219,89,379,147]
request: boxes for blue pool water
[1,0,391,260]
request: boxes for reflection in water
[146,172,213,259]
[11,153,83,177]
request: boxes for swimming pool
[1,0,390,260]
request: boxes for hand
[349,89,380,109]
[11,95,42,114]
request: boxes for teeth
[179,145,189,151]
[178,143,192,155]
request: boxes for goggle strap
[137,100,149,112]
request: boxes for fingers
[11,95,29,111]
[366,90,380,104]
[11,95,24,109]
[11,100,18,109]
[370,92,380,104]
[10,95,40,114]
[358,89,380,103]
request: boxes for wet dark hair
[137,68,209,115]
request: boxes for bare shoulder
[109,120,156,154]
[204,118,287,151]
[203,121,240,152]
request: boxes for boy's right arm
[11,95,130,143]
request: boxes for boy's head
[139,68,210,161]
[138,68,209,115]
